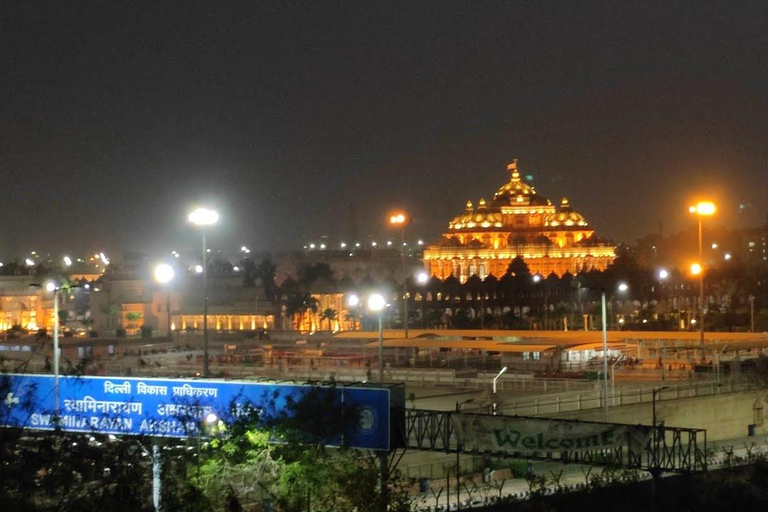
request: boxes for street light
[689,201,716,359]
[367,293,386,383]
[389,211,409,339]
[602,282,628,422]
[416,271,429,328]
[197,412,220,479]
[45,281,62,413]
[492,366,508,415]
[154,263,175,342]
[189,207,219,378]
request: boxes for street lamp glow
[724,253,732,261]
[195,264,204,274]
[25,258,34,267]
[658,269,669,280]
[689,201,716,216]
[416,271,429,285]
[188,207,219,226]
[368,293,386,312]
[617,282,629,293]
[63,256,72,267]
[46,282,56,292]
[99,252,110,265]
[347,294,360,307]
[389,213,407,225]
[154,264,175,284]
[532,274,542,283]
[690,263,703,276]
[204,412,218,425]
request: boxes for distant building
[423,160,616,281]
[90,272,276,336]
[741,221,768,267]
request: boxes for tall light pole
[45,282,61,413]
[368,293,386,383]
[492,366,508,415]
[189,207,219,378]
[416,271,429,329]
[602,282,628,422]
[389,212,408,339]
[346,294,360,331]
[689,201,716,359]
[154,263,175,342]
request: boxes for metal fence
[501,378,759,416]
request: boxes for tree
[320,308,338,331]
[297,263,335,290]
[284,294,319,330]
[194,385,416,512]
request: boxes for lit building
[423,160,616,281]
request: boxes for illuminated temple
[423,160,616,281]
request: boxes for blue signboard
[1,374,393,450]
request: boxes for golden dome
[491,160,549,206]
[545,197,589,227]
[448,209,504,230]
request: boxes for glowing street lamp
[689,201,716,356]
[45,281,63,413]
[346,294,360,331]
[416,271,429,328]
[189,207,219,378]
[154,263,175,341]
[389,211,409,339]
[367,293,387,383]
[601,282,628,422]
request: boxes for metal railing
[502,378,759,416]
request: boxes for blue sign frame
[1,374,393,450]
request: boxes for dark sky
[1,2,767,261]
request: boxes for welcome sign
[1,374,395,450]
[452,414,651,456]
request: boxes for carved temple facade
[423,161,616,281]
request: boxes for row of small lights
[303,240,425,250]
[3,252,110,269]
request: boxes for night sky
[2,2,767,260]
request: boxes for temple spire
[507,159,520,182]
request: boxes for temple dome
[448,210,504,230]
[545,197,589,227]
[490,160,550,207]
